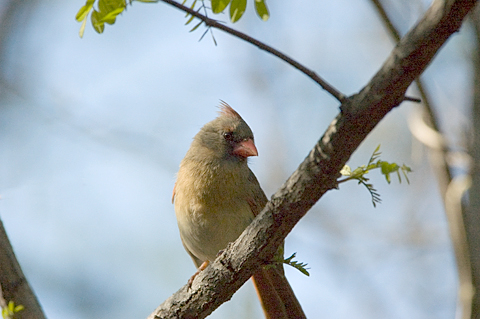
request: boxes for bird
[172,101,305,318]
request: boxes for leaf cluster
[76,0,269,38]
[283,253,310,276]
[1,301,24,319]
[75,0,155,38]
[269,251,309,276]
[210,0,269,23]
[339,145,412,207]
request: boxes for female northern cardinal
[172,102,305,318]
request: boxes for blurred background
[0,0,476,318]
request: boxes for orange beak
[233,139,258,158]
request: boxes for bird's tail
[252,266,305,319]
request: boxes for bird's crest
[218,101,242,119]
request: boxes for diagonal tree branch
[148,0,478,318]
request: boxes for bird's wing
[247,169,305,318]
[246,168,268,217]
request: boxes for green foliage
[269,251,309,276]
[1,301,24,319]
[283,253,310,276]
[339,145,412,207]
[75,0,95,37]
[211,0,268,22]
[184,0,204,31]
[211,0,230,14]
[76,0,129,37]
[76,0,156,37]
[254,0,269,21]
[230,0,247,23]
[76,0,269,37]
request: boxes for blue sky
[0,0,473,318]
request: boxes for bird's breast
[174,160,254,262]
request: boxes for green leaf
[98,0,125,13]
[91,10,105,33]
[380,161,399,184]
[96,0,126,24]
[185,13,196,25]
[102,7,124,24]
[13,305,25,313]
[2,301,24,319]
[254,0,269,21]
[79,16,88,38]
[75,0,95,22]
[211,0,230,14]
[189,20,203,32]
[190,0,198,10]
[380,161,398,174]
[360,180,381,207]
[283,253,310,276]
[184,0,197,18]
[401,164,412,184]
[368,144,381,166]
[76,0,95,38]
[230,0,246,23]
[185,0,199,23]
[14,305,24,313]
[351,166,366,178]
[86,0,126,33]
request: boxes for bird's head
[191,101,258,162]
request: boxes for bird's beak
[233,139,258,158]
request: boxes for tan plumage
[173,102,305,318]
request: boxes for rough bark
[0,220,47,319]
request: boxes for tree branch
[148,0,478,318]
[0,219,46,319]
[159,0,347,103]
[465,5,480,318]
[370,0,402,42]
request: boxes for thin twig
[159,0,348,103]
[404,95,421,103]
[370,0,401,42]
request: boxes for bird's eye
[223,131,234,141]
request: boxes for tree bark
[467,5,480,319]
[0,219,46,319]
